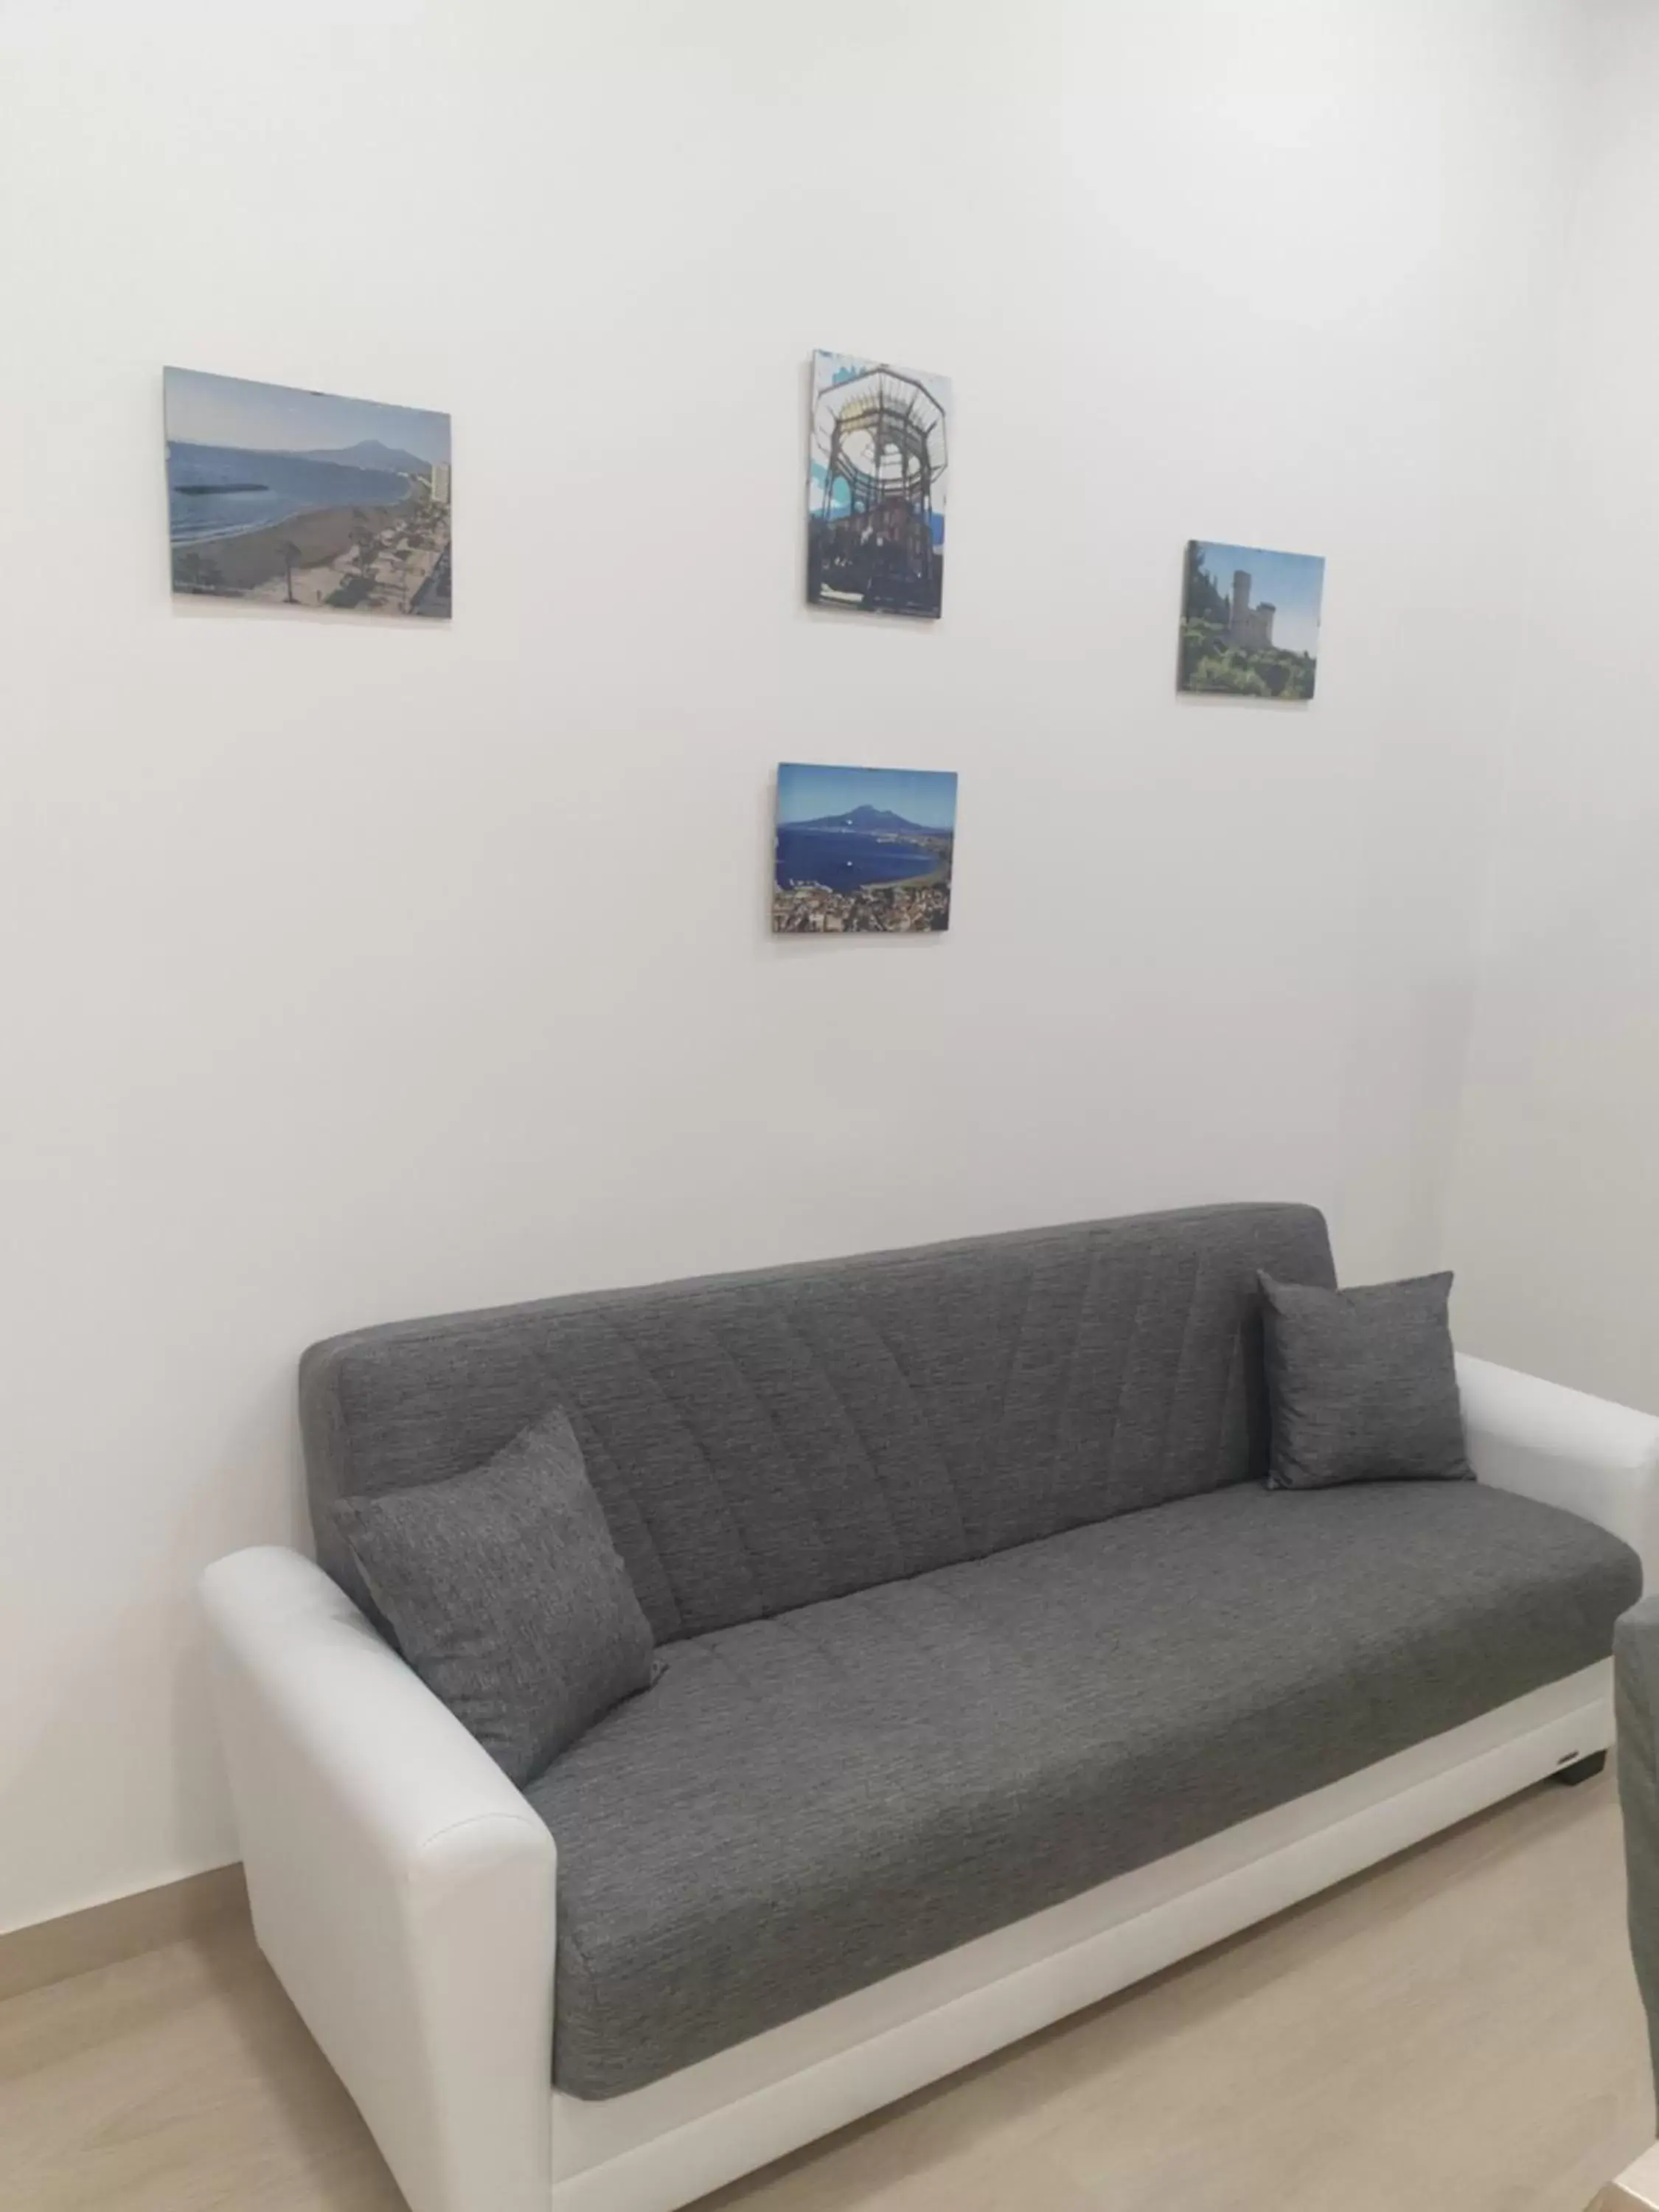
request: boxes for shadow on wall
[1,1371,307,1933]
[1447,799,1659,1411]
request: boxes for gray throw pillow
[334,1408,656,1784]
[1259,1270,1473,1491]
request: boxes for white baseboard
[0,1865,248,2005]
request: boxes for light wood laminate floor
[3,1774,1653,2212]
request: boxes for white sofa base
[1613,2143,1659,2206]
[549,1663,1612,2212]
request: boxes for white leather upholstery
[1612,2140,1659,2207]
[201,1547,555,2212]
[1458,1352,1659,1585]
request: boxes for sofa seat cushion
[527,1481,1638,2098]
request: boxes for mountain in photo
[790,804,942,835]
[296,438,434,473]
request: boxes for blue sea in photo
[167,442,416,545]
[774,826,938,892]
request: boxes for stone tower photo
[1228,569,1277,654]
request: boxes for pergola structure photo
[807,360,950,619]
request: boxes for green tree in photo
[173,548,223,594]
[349,512,383,584]
[1183,541,1230,626]
[1180,618,1221,686]
[1192,650,1270,696]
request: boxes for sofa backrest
[300,1202,1335,1644]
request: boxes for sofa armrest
[1456,1352,1659,1587]
[1616,1601,1659,2126]
[200,1546,555,2212]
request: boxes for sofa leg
[1554,1750,1607,1787]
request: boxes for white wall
[1445,0,1659,1410]
[0,0,1578,1933]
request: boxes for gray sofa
[296,1200,1638,2111]
[1619,1599,1659,2105]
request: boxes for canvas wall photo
[806,352,950,619]
[164,368,452,618]
[1179,540,1324,700]
[773,762,957,934]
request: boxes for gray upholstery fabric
[532,1480,1638,2098]
[334,1409,655,1784]
[1616,1597,1659,2116]
[302,1204,1336,1642]
[1260,1270,1472,1490]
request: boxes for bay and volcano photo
[164,367,451,618]
[773,762,957,934]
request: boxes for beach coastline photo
[164,367,451,619]
[773,762,957,934]
[1179,540,1324,700]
